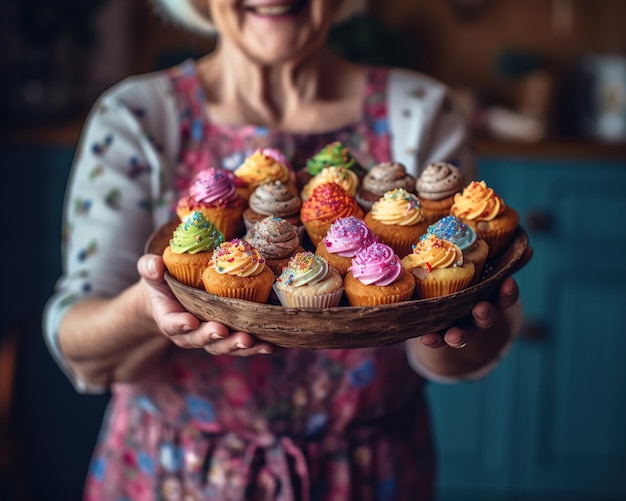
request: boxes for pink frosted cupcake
[176,167,246,240]
[343,242,415,306]
[315,216,378,276]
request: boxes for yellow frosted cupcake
[201,238,275,303]
[450,180,519,257]
[300,166,360,201]
[344,242,415,306]
[162,211,224,289]
[363,188,429,258]
[401,235,475,299]
[273,252,344,308]
[422,215,489,284]
[233,148,295,199]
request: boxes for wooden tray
[146,221,530,349]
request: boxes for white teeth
[253,5,292,15]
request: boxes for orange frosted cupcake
[364,188,429,258]
[344,242,415,306]
[201,238,275,303]
[300,166,360,201]
[162,211,225,289]
[243,216,305,276]
[176,167,246,241]
[401,235,475,299]
[233,148,295,199]
[273,252,344,308]
[450,180,519,257]
[315,216,378,276]
[415,162,465,223]
[300,182,364,248]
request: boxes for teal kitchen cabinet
[427,154,626,501]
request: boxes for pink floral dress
[73,61,435,501]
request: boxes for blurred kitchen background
[1,0,625,500]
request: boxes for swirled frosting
[244,216,300,259]
[450,180,505,221]
[423,215,477,253]
[322,216,378,257]
[348,242,403,286]
[210,238,267,277]
[306,141,362,176]
[276,252,332,287]
[259,147,293,172]
[416,162,464,200]
[370,188,425,226]
[169,211,224,254]
[362,161,416,195]
[402,235,463,271]
[301,166,359,200]
[234,150,291,187]
[187,167,239,206]
[300,183,363,224]
[249,181,301,217]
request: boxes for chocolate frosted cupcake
[356,161,416,212]
[244,216,305,276]
[243,180,303,237]
[415,162,465,223]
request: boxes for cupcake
[300,166,360,201]
[450,180,519,257]
[243,216,305,276]
[423,215,489,284]
[343,242,415,306]
[300,182,364,248]
[201,238,275,303]
[401,235,475,299]
[243,180,303,237]
[356,161,416,213]
[315,216,378,276]
[415,162,465,223]
[162,211,225,289]
[233,148,294,199]
[176,167,246,241]
[299,141,366,188]
[273,252,344,308]
[363,188,429,258]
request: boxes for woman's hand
[138,253,275,356]
[407,246,533,378]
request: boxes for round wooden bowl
[146,221,530,349]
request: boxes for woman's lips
[242,0,306,17]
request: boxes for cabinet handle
[519,320,548,342]
[525,210,553,234]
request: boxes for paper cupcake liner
[166,263,205,289]
[272,285,344,308]
[303,223,331,248]
[344,286,414,306]
[479,229,516,258]
[204,284,272,304]
[415,274,473,299]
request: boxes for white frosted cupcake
[273,252,343,308]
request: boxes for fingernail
[259,348,271,354]
[235,342,249,350]
[476,308,489,319]
[181,325,193,332]
[455,342,467,349]
[210,332,224,340]
[147,257,157,275]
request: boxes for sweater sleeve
[42,72,180,393]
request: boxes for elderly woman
[43,1,527,499]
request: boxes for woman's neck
[196,42,365,131]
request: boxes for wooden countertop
[3,116,626,161]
